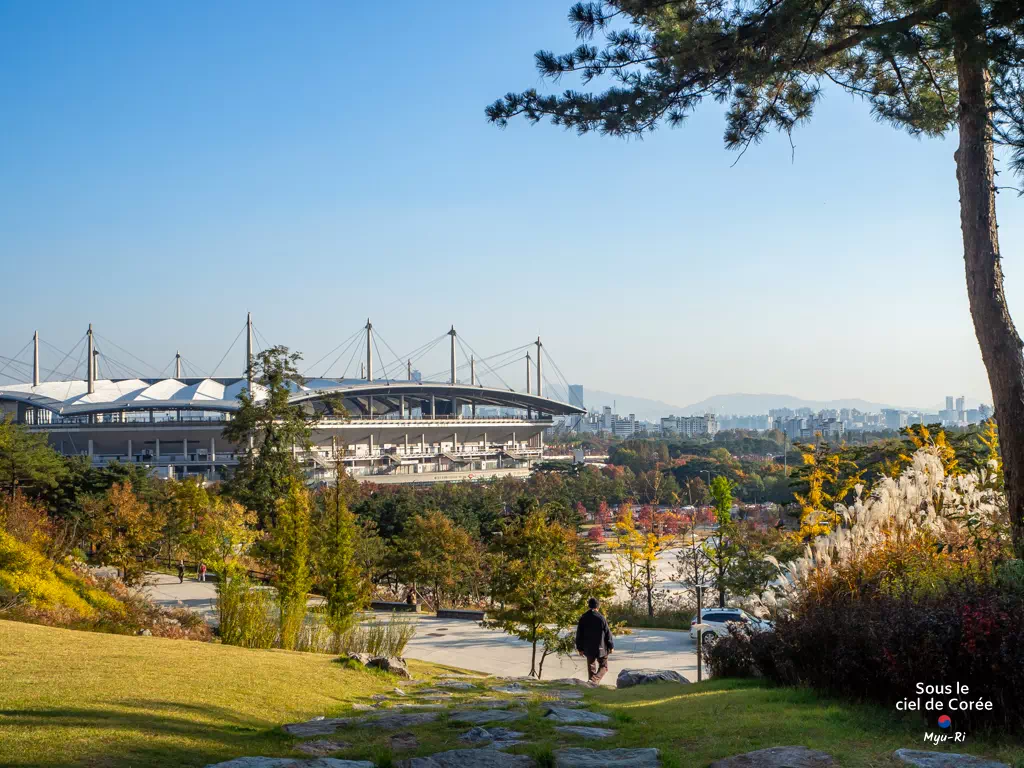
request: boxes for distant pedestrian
[198,562,207,582]
[575,597,614,686]
[176,560,185,584]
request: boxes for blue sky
[1,1,1020,410]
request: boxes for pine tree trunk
[953,0,1024,558]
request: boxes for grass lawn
[2,618,1022,767]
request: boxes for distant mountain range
[584,390,906,422]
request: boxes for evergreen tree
[489,0,1024,558]
[0,416,66,500]
[223,346,326,527]
[314,470,368,641]
[271,479,313,650]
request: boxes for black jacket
[575,609,614,657]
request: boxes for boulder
[708,747,835,767]
[366,656,411,679]
[544,707,610,725]
[294,740,352,757]
[893,750,1010,767]
[399,749,535,767]
[554,748,660,767]
[553,726,615,740]
[615,669,689,689]
[345,652,372,666]
[449,709,527,725]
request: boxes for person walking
[575,597,614,685]
[176,559,185,584]
[198,562,207,583]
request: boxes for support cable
[304,327,363,376]
[0,339,33,382]
[320,332,362,379]
[44,334,86,383]
[95,333,159,376]
[211,322,247,377]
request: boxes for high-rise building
[882,409,908,430]
[660,414,719,438]
[946,396,955,412]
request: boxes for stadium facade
[0,318,585,485]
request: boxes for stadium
[0,316,585,484]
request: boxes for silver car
[690,608,772,644]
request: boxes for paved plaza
[143,573,699,685]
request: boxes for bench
[437,608,486,620]
[370,601,419,613]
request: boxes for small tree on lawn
[487,509,611,678]
[393,510,480,610]
[270,479,313,650]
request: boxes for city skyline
[2,2,1022,407]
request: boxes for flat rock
[206,760,373,768]
[351,703,375,712]
[284,718,356,737]
[554,748,659,767]
[544,707,610,725]
[294,739,352,757]
[548,678,588,686]
[391,732,420,750]
[381,704,446,713]
[554,726,615,740]
[440,673,483,679]
[367,656,412,679]
[399,749,535,767]
[460,726,527,745]
[709,747,835,767]
[615,669,689,689]
[418,694,455,702]
[365,711,440,729]
[893,750,1009,768]
[550,689,584,700]
[449,709,528,725]
[436,680,479,690]
[492,683,531,695]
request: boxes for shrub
[703,624,758,679]
[217,574,278,649]
[337,613,417,657]
[757,586,1024,733]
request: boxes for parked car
[690,608,772,644]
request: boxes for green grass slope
[1,619,1021,767]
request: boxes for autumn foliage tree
[394,510,481,610]
[489,0,1024,559]
[88,482,164,586]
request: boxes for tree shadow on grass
[0,702,295,768]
